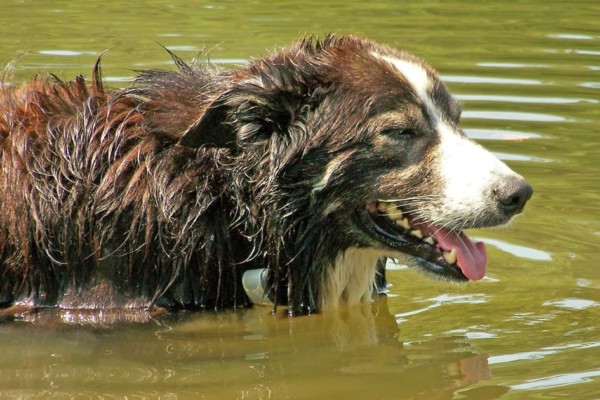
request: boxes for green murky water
[1,1,599,398]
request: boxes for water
[1,0,599,398]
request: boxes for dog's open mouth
[357,202,488,281]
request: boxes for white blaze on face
[380,55,436,119]
[376,53,524,222]
[436,122,516,217]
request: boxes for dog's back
[0,61,254,311]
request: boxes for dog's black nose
[495,177,533,217]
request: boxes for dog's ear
[179,62,313,151]
[179,96,236,149]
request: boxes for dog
[0,35,532,316]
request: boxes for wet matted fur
[0,36,532,315]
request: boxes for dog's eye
[380,128,417,138]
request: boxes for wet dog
[0,36,532,315]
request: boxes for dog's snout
[495,177,533,217]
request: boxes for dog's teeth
[388,213,401,221]
[399,218,410,230]
[378,202,403,220]
[424,236,435,245]
[378,202,392,214]
[389,208,403,221]
[443,248,457,264]
[410,229,423,239]
[384,204,396,216]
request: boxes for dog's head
[180,35,532,282]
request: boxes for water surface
[1,0,599,398]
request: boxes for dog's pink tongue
[434,228,487,280]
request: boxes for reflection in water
[0,298,502,399]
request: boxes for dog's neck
[321,247,383,309]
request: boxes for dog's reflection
[235,297,501,399]
[1,297,506,399]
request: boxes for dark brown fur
[1,36,409,314]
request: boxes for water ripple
[511,369,600,390]
[489,342,600,366]
[462,110,566,122]
[493,152,553,163]
[489,350,554,364]
[576,50,600,56]
[479,238,553,261]
[579,82,600,89]
[456,94,597,104]
[544,49,600,56]
[395,294,487,322]
[543,298,599,310]
[442,75,542,85]
[465,128,543,140]
[547,33,595,40]
[39,50,97,56]
[166,45,203,52]
[477,62,549,69]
